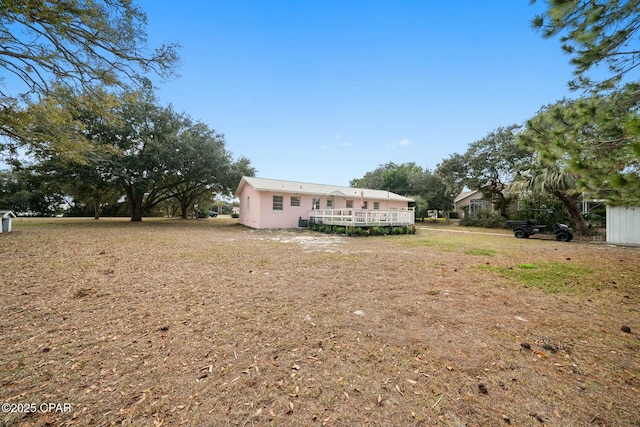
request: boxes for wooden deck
[309,208,414,227]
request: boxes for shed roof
[236,177,414,202]
[0,210,16,218]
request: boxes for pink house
[235,176,415,229]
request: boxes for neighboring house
[235,176,414,229]
[606,206,640,246]
[454,190,492,217]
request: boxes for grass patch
[481,261,596,294]
[397,236,458,251]
[463,248,496,256]
[396,236,439,247]
[517,263,537,269]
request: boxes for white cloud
[321,134,352,150]
[386,138,412,150]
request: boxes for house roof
[454,189,480,203]
[236,177,414,202]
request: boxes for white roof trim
[236,177,413,202]
[0,210,16,218]
[454,189,480,203]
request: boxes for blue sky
[135,2,572,186]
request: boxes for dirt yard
[1,218,638,426]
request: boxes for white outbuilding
[0,210,16,233]
[606,206,640,246]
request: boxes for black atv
[506,219,573,242]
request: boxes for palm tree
[510,162,589,234]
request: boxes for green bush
[333,226,347,234]
[371,226,387,236]
[392,226,405,235]
[310,223,415,237]
[231,213,239,218]
[459,209,506,228]
[346,227,367,236]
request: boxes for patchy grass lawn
[1,218,639,426]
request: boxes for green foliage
[0,169,65,216]
[315,224,329,233]
[508,195,568,228]
[584,206,606,228]
[518,88,640,207]
[459,209,506,228]
[309,223,414,237]
[162,121,255,219]
[350,162,422,195]
[437,125,532,217]
[482,261,596,294]
[412,170,452,213]
[435,153,465,198]
[0,170,31,213]
[390,227,403,235]
[531,0,640,91]
[16,88,254,221]
[411,194,429,221]
[530,0,640,212]
[19,88,124,219]
[464,248,496,256]
[230,213,239,218]
[0,0,179,98]
[350,162,454,215]
[347,227,367,237]
[0,0,179,149]
[371,226,388,236]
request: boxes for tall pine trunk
[552,190,588,234]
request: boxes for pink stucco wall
[238,184,411,229]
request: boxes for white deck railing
[309,208,414,227]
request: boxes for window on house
[373,202,380,210]
[363,201,368,209]
[312,198,320,210]
[346,200,353,208]
[326,199,333,208]
[291,196,301,207]
[273,195,283,211]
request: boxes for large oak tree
[437,125,532,217]
[1,0,179,150]
[21,89,254,221]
